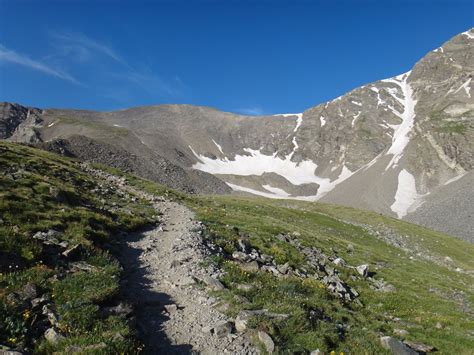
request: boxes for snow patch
[262,184,290,197]
[113,124,123,127]
[191,146,354,200]
[462,29,474,39]
[351,112,361,127]
[444,172,467,186]
[212,139,224,154]
[382,71,417,170]
[453,78,472,98]
[320,116,326,127]
[48,122,56,127]
[391,169,423,218]
[351,100,362,106]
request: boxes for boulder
[212,321,233,338]
[235,310,253,332]
[240,261,260,272]
[356,264,369,277]
[403,341,436,353]
[232,251,249,262]
[258,331,275,354]
[201,276,225,291]
[44,328,64,344]
[333,257,345,266]
[380,336,417,355]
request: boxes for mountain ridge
[1,28,472,241]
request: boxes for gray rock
[17,283,37,300]
[403,340,436,353]
[62,244,82,259]
[235,310,253,332]
[236,283,254,292]
[202,276,225,291]
[240,261,260,272]
[258,331,275,354]
[310,350,322,355]
[232,251,249,262]
[277,262,290,274]
[380,336,417,355]
[164,304,178,314]
[212,321,233,338]
[44,328,64,344]
[394,329,409,336]
[356,264,369,277]
[333,257,345,266]
[238,238,251,253]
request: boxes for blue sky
[0,0,472,114]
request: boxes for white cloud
[0,44,80,84]
[51,31,126,65]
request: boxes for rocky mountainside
[1,29,472,241]
[1,141,473,354]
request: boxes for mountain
[1,29,472,241]
[1,141,473,353]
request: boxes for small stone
[394,329,409,336]
[277,262,290,274]
[232,251,249,262]
[236,283,254,292]
[333,257,345,266]
[202,276,225,291]
[356,264,369,277]
[170,260,181,268]
[62,244,82,259]
[240,261,259,272]
[403,340,436,353]
[17,283,37,300]
[164,304,178,314]
[213,321,233,338]
[435,322,443,329]
[238,238,250,253]
[45,328,64,344]
[310,350,322,355]
[235,310,253,332]
[258,331,275,354]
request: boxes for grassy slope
[184,196,474,354]
[1,142,473,354]
[0,142,156,353]
[124,172,474,353]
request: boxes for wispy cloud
[237,106,265,116]
[49,31,184,97]
[51,31,126,65]
[0,44,80,84]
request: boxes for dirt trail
[82,165,257,354]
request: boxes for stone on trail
[202,275,225,290]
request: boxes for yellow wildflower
[22,310,31,320]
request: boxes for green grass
[0,142,155,353]
[435,122,468,134]
[1,141,473,354]
[183,195,474,354]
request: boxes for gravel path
[78,164,259,354]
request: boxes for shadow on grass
[116,226,193,354]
